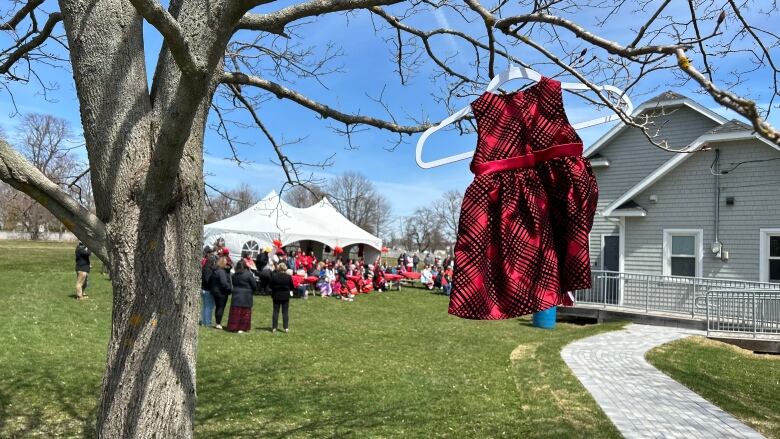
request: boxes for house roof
[602,128,779,217]
[584,91,727,158]
[641,91,687,105]
[616,200,642,209]
[610,200,647,217]
[708,119,752,134]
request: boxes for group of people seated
[419,264,454,296]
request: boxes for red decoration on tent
[381,246,389,253]
[333,246,343,255]
[273,239,283,249]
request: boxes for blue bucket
[532,306,557,329]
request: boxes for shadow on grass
[0,369,98,438]
[196,373,419,438]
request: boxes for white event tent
[203,191,382,262]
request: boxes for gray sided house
[585,91,780,289]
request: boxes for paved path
[561,323,765,438]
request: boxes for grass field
[0,240,625,438]
[647,336,780,439]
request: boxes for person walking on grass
[227,260,257,333]
[75,241,91,300]
[200,246,217,327]
[269,262,294,333]
[209,256,232,330]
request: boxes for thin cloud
[432,9,459,56]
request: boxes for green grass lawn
[0,240,624,438]
[647,337,780,439]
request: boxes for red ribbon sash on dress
[470,142,583,176]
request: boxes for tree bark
[95,173,203,437]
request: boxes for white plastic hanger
[415,65,634,169]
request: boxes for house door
[602,236,620,304]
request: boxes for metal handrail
[704,289,780,338]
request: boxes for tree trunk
[95,185,202,437]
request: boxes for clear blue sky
[1,1,778,219]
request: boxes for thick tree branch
[220,72,431,133]
[236,0,403,35]
[675,49,780,146]
[0,139,108,263]
[128,0,203,77]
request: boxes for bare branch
[220,72,431,133]
[227,84,297,184]
[495,12,692,57]
[627,0,672,48]
[675,49,780,146]
[0,139,108,262]
[236,0,403,35]
[0,11,62,75]
[0,0,45,31]
[128,0,203,77]
[463,0,496,77]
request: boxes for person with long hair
[209,256,232,330]
[200,246,217,326]
[268,262,294,333]
[227,260,257,333]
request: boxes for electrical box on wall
[726,196,735,206]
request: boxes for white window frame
[242,240,261,259]
[759,229,780,283]
[662,229,703,278]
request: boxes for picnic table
[397,271,421,288]
[384,273,403,291]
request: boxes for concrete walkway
[561,324,765,438]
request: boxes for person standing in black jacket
[269,262,294,333]
[209,256,232,329]
[227,260,257,333]
[74,242,91,300]
[256,246,272,295]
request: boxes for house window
[760,230,780,283]
[663,230,702,278]
[770,236,780,282]
[671,236,696,277]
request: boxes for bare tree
[0,3,429,436]
[283,183,327,208]
[327,171,391,234]
[204,182,259,222]
[1,0,779,436]
[432,190,462,243]
[404,207,446,252]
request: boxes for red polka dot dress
[448,77,598,320]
